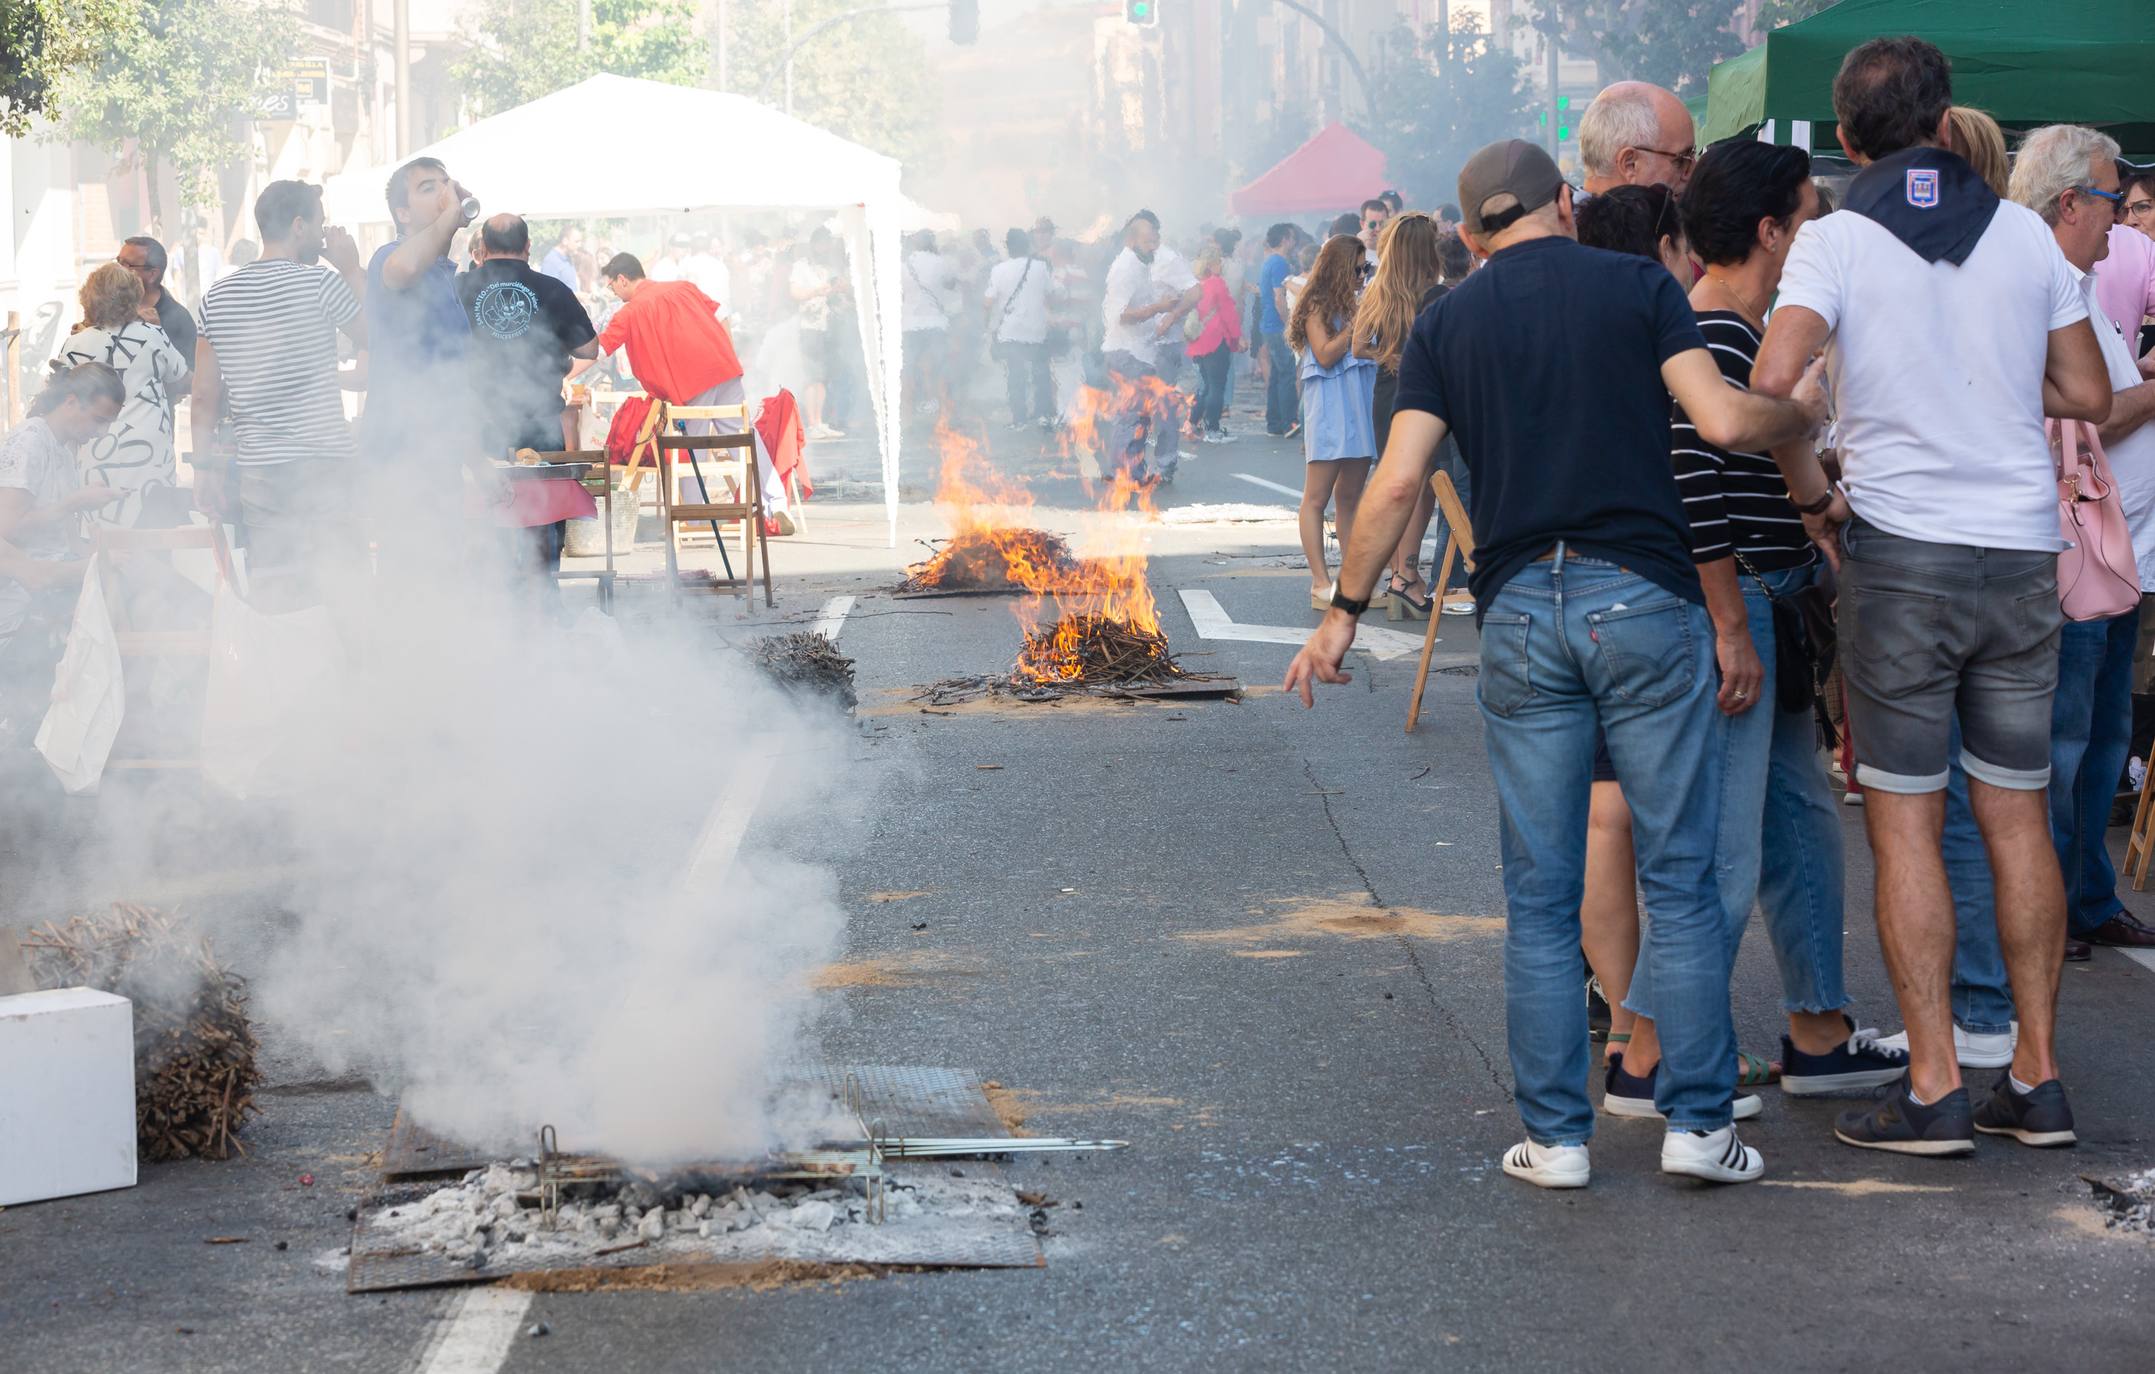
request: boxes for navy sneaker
[1781,1019,1910,1096]
[1972,1075,2077,1148]
[1833,1078,1975,1156]
[1602,1053,1762,1121]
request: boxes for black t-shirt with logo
[1394,235,1707,618]
[455,258,597,454]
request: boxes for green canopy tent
[1699,0,2155,159]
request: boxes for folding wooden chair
[661,403,755,559]
[1405,469,1475,734]
[90,520,232,770]
[515,447,617,609]
[2126,759,2155,890]
[654,427,772,608]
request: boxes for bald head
[1579,81,1697,194]
[480,213,531,260]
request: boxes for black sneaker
[1833,1078,1975,1156]
[1587,976,1612,1043]
[1780,1019,1910,1096]
[1972,1074,2078,1148]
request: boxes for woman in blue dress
[1286,234,1376,608]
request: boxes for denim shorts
[1838,517,2062,794]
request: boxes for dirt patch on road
[857,688,1169,720]
[866,890,936,903]
[809,950,983,989]
[980,1079,1035,1137]
[1176,893,1499,948]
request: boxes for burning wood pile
[1015,615,1191,688]
[25,903,261,1161]
[900,527,1080,594]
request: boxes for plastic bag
[200,572,338,799]
[34,557,125,794]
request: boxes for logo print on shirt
[1905,169,1940,209]
[474,280,540,338]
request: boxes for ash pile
[2087,1168,2155,1233]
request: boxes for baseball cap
[1458,139,1565,238]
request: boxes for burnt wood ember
[1015,615,1190,686]
[752,631,858,710]
[900,528,1079,593]
[25,903,261,1162]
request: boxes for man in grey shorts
[1754,38,2113,1156]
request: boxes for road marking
[813,594,855,641]
[415,1288,532,1374]
[1176,589,1435,662]
[1232,473,1302,499]
[2116,946,2155,976]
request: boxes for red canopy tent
[1229,124,1388,218]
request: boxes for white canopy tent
[322,74,905,544]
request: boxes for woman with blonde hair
[1185,241,1244,443]
[56,260,189,526]
[1351,212,1446,614]
[1945,106,2010,196]
[1287,234,1377,607]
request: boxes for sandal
[1388,575,1433,619]
[1737,1050,1782,1088]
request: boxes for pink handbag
[2052,417,2141,621]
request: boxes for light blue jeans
[1939,608,2139,1032]
[1627,563,1850,1020]
[1479,547,1734,1144]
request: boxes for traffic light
[1556,94,1571,140]
[1124,0,1157,26]
[949,0,977,43]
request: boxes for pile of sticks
[752,631,858,711]
[900,528,1079,593]
[26,903,261,1161]
[1015,615,1189,687]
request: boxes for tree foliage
[1,0,133,137]
[723,0,940,168]
[49,0,292,219]
[453,0,706,121]
[1362,17,1540,212]
[1753,0,1838,30]
[1537,0,1748,96]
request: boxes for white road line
[414,1288,532,1374]
[1176,589,1433,662]
[2116,946,2155,976]
[1231,472,1302,499]
[813,594,856,641]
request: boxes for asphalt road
[4,409,2154,1372]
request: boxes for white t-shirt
[901,250,956,332]
[791,258,832,331]
[1775,200,2087,551]
[986,256,1051,344]
[650,254,687,282]
[682,252,732,318]
[1101,247,1157,365]
[2081,270,2155,591]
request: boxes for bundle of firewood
[752,631,858,711]
[25,903,261,1162]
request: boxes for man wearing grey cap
[1287,138,1828,1191]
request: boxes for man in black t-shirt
[456,215,599,454]
[1287,139,1826,1193]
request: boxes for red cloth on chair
[605,395,659,471]
[754,389,811,500]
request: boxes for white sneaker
[1873,1022,2015,1070]
[1661,1126,1764,1184]
[1500,1139,1590,1189]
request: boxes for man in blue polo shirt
[363,157,476,464]
[1256,223,1298,436]
[1287,139,1826,1191]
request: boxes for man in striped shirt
[192,180,368,610]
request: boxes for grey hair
[2009,124,2122,225]
[1579,88,1663,179]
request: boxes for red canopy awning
[1230,124,1388,218]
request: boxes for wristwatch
[1329,586,1369,616]
[1793,486,1837,517]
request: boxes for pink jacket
[1189,275,1243,356]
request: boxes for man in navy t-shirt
[363,157,476,462]
[1256,223,1298,435]
[1286,139,1825,1193]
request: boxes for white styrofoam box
[0,987,137,1206]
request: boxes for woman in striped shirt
[1619,139,1909,1102]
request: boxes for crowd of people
[1289,37,2155,1187]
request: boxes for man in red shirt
[595,252,795,528]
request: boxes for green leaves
[0,0,130,136]
[1361,18,1540,211]
[453,0,708,122]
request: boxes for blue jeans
[1627,563,1849,1021]
[1937,607,2137,1031]
[1479,548,1733,1143]
[1262,331,1298,434]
